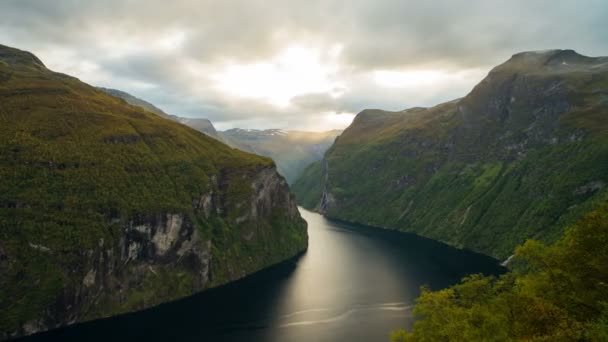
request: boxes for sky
[1,1,607,131]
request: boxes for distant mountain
[221,129,342,184]
[0,44,307,339]
[97,88,340,183]
[178,117,219,138]
[97,87,176,120]
[97,87,220,140]
[293,49,608,259]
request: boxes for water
[24,208,504,341]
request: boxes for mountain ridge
[293,49,608,259]
[97,87,340,183]
[0,43,307,339]
[221,128,342,184]
[97,87,221,140]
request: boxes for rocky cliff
[293,49,607,259]
[0,44,307,339]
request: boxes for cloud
[1,0,607,130]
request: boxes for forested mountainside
[0,44,307,339]
[98,87,221,140]
[98,88,340,184]
[294,49,608,259]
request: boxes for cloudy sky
[2,1,607,131]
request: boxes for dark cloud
[1,0,607,130]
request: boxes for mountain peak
[0,44,45,69]
[492,49,607,74]
[512,48,578,59]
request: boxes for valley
[2,2,608,340]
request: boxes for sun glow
[324,111,355,128]
[157,30,186,51]
[211,45,343,107]
[373,69,445,88]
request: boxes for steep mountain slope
[0,44,307,339]
[97,87,221,140]
[97,87,176,120]
[221,129,341,184]
[178,117,219,139]
[95,89,339,183]
[293,49,608,259]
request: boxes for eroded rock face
[5,167,306,340]
[205,166,307,282]
[6,213,211,339]
[319,158,336,213]
[250,167,300,221]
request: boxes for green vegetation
[97,87,222,140]
[0,44,307,336]
[392,204,608,341]
[294,50,608,259]
[97,87,177,120]
[292,161,324,209]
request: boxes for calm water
[24,208,503,342]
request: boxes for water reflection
[24,208,503,342]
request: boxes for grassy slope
[97,87,222,140]
[294,50,608,259]
[0,45,306,333]
[97,87,176,119]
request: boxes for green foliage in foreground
[392,205,608,341]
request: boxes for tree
[394,205,608,341]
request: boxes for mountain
[293,49,608,259]
[0,44,307,339]
[97,87,220,140]
[97,88,340,184]
[221,128,341,184]
[178,117,219,138]
[97,87,177,120]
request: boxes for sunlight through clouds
[210,45,344,107]
[158,30,187,51]
[323,111,355,128]
[2,1,606,130]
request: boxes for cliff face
[0,44,307,339]
[294,49,608,259]
[14,166,303,337]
